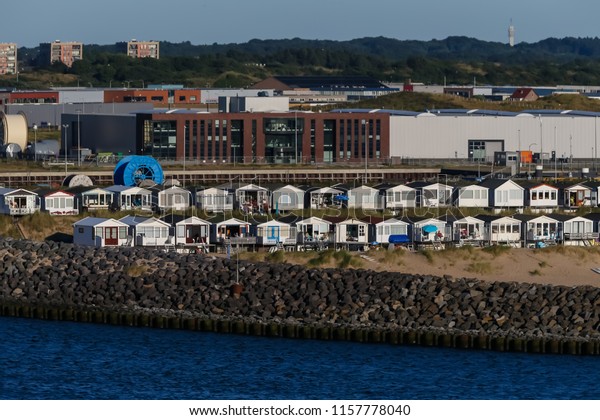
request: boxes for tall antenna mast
[508,19,515,47]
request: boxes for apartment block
[43,41,83,67]
[127,40,159,59]
[0,43,17,75]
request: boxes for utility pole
[62,124,69,176]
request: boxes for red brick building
[136,110,390,165]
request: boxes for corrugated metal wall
[390,114,599,160]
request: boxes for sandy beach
[362,246,600,288]
[265,245,600,288]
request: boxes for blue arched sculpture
[113,155,164,186]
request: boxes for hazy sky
[4,0,600,47]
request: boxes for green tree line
[7,36,600,89]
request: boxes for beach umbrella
[422,224,438,234]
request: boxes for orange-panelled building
[5,91,59,104]
[104,89,201,106]
[136,110,390,165]
[0,89,201,107]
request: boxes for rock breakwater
[1,237,599,354]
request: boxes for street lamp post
[76,110,82,167]
[517,129,521,169]
[595,116,598,171]
[569,134,573,172]
[294,111,298,164]
[183,124,187,189]
[528,142,537,175]
[554,126,557,182]
[539,115,543,167]
[33,124,37,162]
[364,120,369,184]
[62,124,69,176]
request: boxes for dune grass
[126,263,150,277]
[465,261,494,275]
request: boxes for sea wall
[1,237,599,354]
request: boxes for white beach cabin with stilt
[196,187,234,213]
[476,214,522,246]
[334,218,369,249]
[348,185,380,210]
[383,184,417,210]
[256,220,297,247]
[271,185,305,212]
[119,215,172,247]
[236,183,271,214]
[157,186,192,212]
[80,187,114,212]
[295,216,333,249]
[374,218,410,244]
[521,182,559,212]
[553,214,598,246]
[309,186,346,209]
[41,190,78,216]
[105,185,153,212]
[454,184,489,208]
[408,216,450,245]
[175,216,212,248]
[212,217,256,248]
[514,214,561,248]
[0,188,40,216]
[480,179,525,211]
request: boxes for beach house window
[390,225,407,235]
[358,225,365,237]
[461,189,473,199]
[402,191,415,201]
[532,191,537,200]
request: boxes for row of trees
[8,36,600,89]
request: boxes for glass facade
[141,113,384,165]
[145,120,176,158]
[230,120,244,164]
[323,120,335,163]
[263,117,303,164]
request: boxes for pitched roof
[510,87,537,99]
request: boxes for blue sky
[4,0,600,47]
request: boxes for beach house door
[267,226,280,242]
[105,227,118,246]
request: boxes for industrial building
[134,107,389,164]
[251,75,399,100]
[130,107,600,166]
[382,108,600,164]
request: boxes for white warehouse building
[387,109,600,161]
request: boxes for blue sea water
[0,316,598,400]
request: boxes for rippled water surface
[1,317,598,399]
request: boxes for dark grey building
[61,113,142,158]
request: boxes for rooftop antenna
[508,19,515,47]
